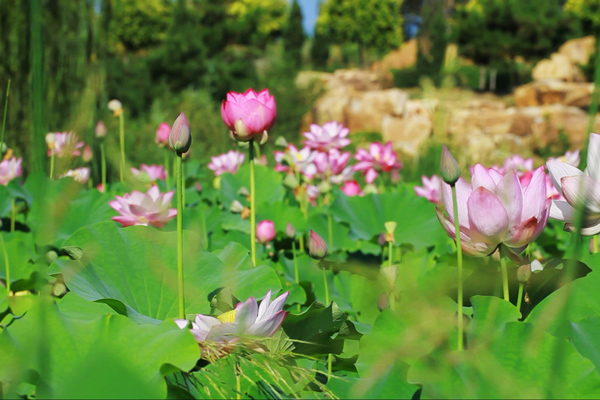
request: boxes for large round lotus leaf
[49,222,281,324]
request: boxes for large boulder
[532,53,585,82]
[558,36,596,66]
[514,79,594,108]
[344,89,408,132]
[381,114,433,157]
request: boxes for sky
[296,0,321,37]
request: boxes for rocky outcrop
[515,79,594,108]
[531,36,595,82]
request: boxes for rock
[344,89,409,132]
[532,53,585,82]
[558,36,596,66]
[310,86,351,127]
[331,69,390,91]
[370,39,418,73]
[381,115,432,157]
[514,79,594,108]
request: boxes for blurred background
[0,0,598,182]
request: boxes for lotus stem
[249,138,257,267]
[49,152,55,179]
[0,79,10,152]
[100,141,106,188]
[327,214,334,253]
[164,150,170,190]
[200,202,208,250]
[10,199,15,232]
[299,234,304,253]
[176,154,185,319]
[322,266,329,305]
[388,242,393,267]
[118,112,125,182]
[500,257,509,302]
[516,283,524,315]
[292,240,300,312]
[1,233,10,294]
[451,184,464,351]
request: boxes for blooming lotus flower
[274,144,317,177]
[46,132,85,158]
[303,121,350,152]
[208,150,245,176]
[414,175,443,205]
[0,157,22,185]
[61,167,90,184]
[131,164,166,182]
[155,122,171,147]
[436,164,550,257]
[340,180,363,196]
[175,290,289,347]
[109,185,177,228]
[353,142,402,183]
[221,88,276,142]
[547,133,600,235]
[256,220,276,244]
[314,149,354,184]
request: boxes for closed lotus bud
[286,223,296,238]
[256,220,276,244]
[95,120,107,138]
[82,145,93,163]
[377,293,390,311]
[195,182,203,192]
[169,112,192,154]
[381,265,398,287]
[440,145,460,185]
[308,230,328,260]
[230,200,245,213]
[378,233,386,246]
[517,264,532,283]
[0,142,6,155]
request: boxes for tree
[282,0,305,67]
[416,0,448,85]
[316,0,404,61]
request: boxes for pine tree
[282,0,305,67]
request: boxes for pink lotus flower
[436,164,550,257]
[306,184,320,206]
[221,88,276,142]
[46,132,85,158]
[208,150,245,176]
[82,145,93,163]
[175,290,289,347]
[303,121,350,152]
[340,180,363,196]
[109,185,177,228]
[414,175,443,205]
[131,164,166,182]
[97,183,105,193]
[61,167,90,184]
[353,142,402,183]
[0,157,22,185]
[256,220,276,244]
[95,120,107,138]
[274,144,317,177]
[547,133,600,235]
[314,149,354,184]
[156,122,171,147]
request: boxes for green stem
[10,199,15,232]
[100,141,106,188]
[516,283,524,315]
[299,234,305,253]
[1,233,10,294]
[49,152,55,180]
[388,241,393,267]
[322,266,329,305]
[249,139,257,266]
[0,79,10,152]
[451,185,464,351]
[292,240,300,313]
[119,113,125,182]
[327,353,333,382]
[176,154,185,319]
[164,150,170,190]
[327,213,334,252]
[235,361,241,400]
[593,236,598,254]
[200,202,208,250]
[501,257,510,302]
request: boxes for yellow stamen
[217,309,237,323]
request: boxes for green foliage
[415,0,448,85]
[282,0,305,66]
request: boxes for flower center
[217,309,237,323]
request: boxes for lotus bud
[82,145,93,163]
[377,293,390,311]
[52,282,67,297]
[275,136,288,147]
[230,200,245,213]
[286,223,296,238]
[95,120,107,138]
[241,207,251,219]
[378,233,386,246]
[517,264,532,283]
[195,182,203,192]
[256,220,276,244]
[440,145,460,185]
[0,142,6,156]
[169,112,192,154]
[308,230,328,260]
[381,265,398,287]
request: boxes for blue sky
[296,0,321,37]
